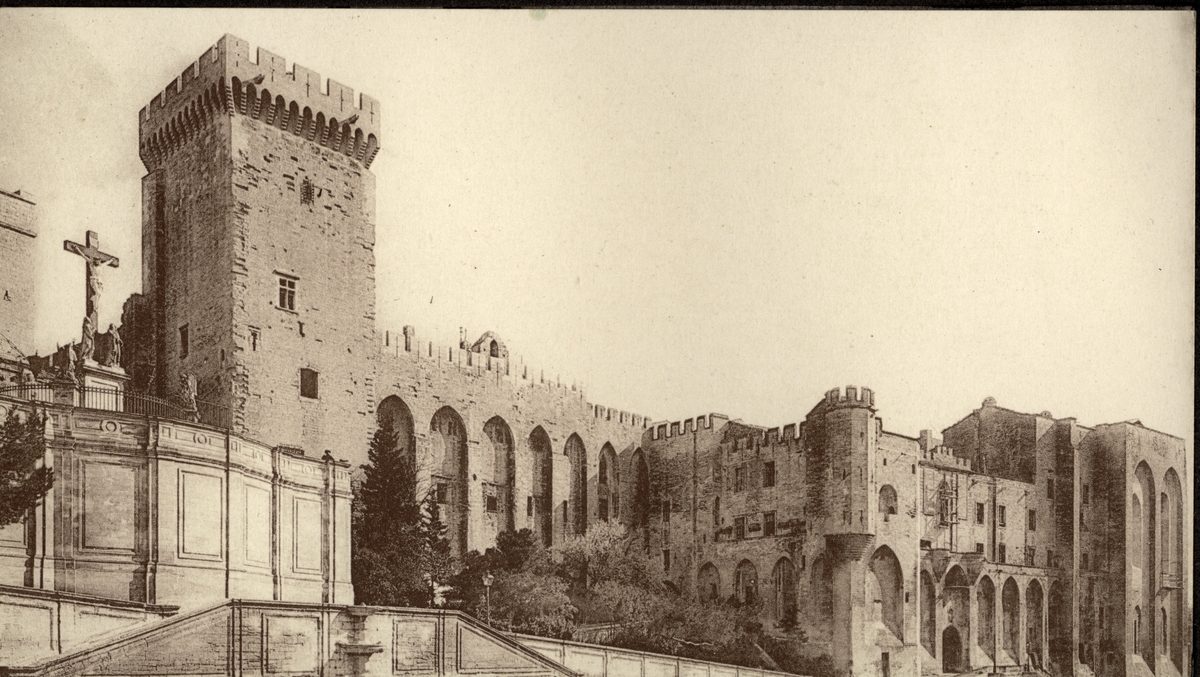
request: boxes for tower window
[299,368,319,399]
[485,494,498,513]
[278,275,297,311]
[436,483,449,504]
[762,461,776,488]
[1081,483,1089,505]
[527,495,534,517]
[249,327,260,351]
[663,549,671,572]
[734,516,745,540]
[998,544,1006,563]
[998,505,1006,527]
[1047,478,1054,499]
[734,465,745,492]
[975,502,985,524]
[1028,509,1036,531]
[976,542,984,554]
[300,177,314,205]
[762,511,776,536]
[179,324,189,359]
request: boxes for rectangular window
[300,368,319,399]
[436,482,448,504]
[179,324,189,359]
[975,502,985,524]
[1082,552,1089,570]
[734,516,745,540]
[662,499,671,522]
[1080,510,1086,531]
[1081,483,1089,505]
[920,539,931,550]
[249,326,260,351]
[763,511,776,537]
[734,466,745,492]
[998,505,1006,527]
[999,544,1006,563]
[527,495,534,517]
[485,495,498,513]
[278,275,296,311]
[976,542,985,554]
[1026,546,1036,566]
[663,549,671,572]
[1028,509,1037,531]
[763,461,776,488]
[1047,478,1054,500]
[598,497,609,521]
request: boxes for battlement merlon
[138,35,381,169]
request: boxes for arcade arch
[530,427,554,547]
[770,557,796,624]
[867,546,903,640]
[430,406,469,557]
[483,416,515,533]
[565,434,588,536]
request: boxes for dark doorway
[942,625,964,673]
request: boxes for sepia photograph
[0,9,1193,677]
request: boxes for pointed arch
[598,443,618,521]
[430,406,469,557]
[867,545,903,640]
[1048,580,1069,668]
[353,127,365,159]
[377,396,417,497]
[257,89,272,121]
[770,557,796,624]
[697,562,721,603]
[977,575,996,661]
[231,77,244,114]
[1026,579,1044,666]
[302,107,315,140]
[920,569,936,656]
[942,625,964,673]
[272,94,286,127]
[529,426,553,547]
[811,553,833,628]
[483,416,515,535]
[565,434,587,535]
[1162,467,1183,669]
[1001,577,1020,661]
[944,564,971,664]
[734,559,758,605]
[288,101,301,134]
[1134,460,1156,668]
[630,448,651,548]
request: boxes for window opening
[278,275,296,311]
[179,324,189,359]
[300,368,318,398]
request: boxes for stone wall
[0,395,353,610]
[0,188,37,374]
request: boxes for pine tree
[351,415,455,607]
[0,408,52,527]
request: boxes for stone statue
[59,344,79,384]
[80,315,96,363]
[104,323,122,368]
[178,372,199,422]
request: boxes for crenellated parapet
[139,34,381,172]
[649,413,731,440]
[379,326,650,430]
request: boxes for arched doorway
[698,562,721,603]
[942,625,964,673]
[483,416,515,536]
[430,406,469,557]
[770,557,796,624]
[598,444,619,521]
[735,559,758,605]
[878,484,898,521]
[944,565,971,664]
[565,434,587,536]
[529,427,553,547]
[868,546,904,640]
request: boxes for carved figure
[178,372,199,421]
[105,324,122,368]
[80,316,96,363]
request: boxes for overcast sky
[0,10,1193,450]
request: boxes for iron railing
[0,385,231,431]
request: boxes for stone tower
[138,35,380,462]
[0,188,38,377]
[805,386,880,676]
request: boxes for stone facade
[0,34,1190,677]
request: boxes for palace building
[0,35,1189,677]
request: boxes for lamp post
[482,573,494,627]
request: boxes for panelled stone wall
[0,395,352,611]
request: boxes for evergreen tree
[0,408,52,527]
[351,415,429,606]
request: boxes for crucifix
[64,230,119,363]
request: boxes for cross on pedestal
[64,230,119,363]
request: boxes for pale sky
[0,9,1193,454]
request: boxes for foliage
[0,408,52,527]
[448,528,575,636]
[352,416,452,607]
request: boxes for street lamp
[482,573,494,627]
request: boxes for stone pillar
[826,533,875,676]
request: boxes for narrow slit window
[179,324,189,359]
